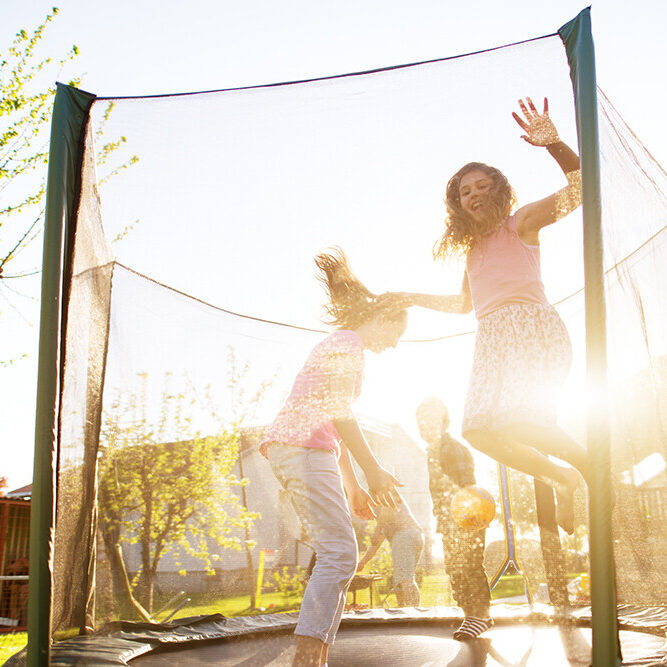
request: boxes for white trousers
[267,443,358,644]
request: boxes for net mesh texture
[50,28,666,648]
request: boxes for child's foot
[555,468,580,535]
[453,616,494,640]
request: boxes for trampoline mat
[132,623,667,666]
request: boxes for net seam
[94,33,559,101]
[115,215,666,345]
[114,261,475,342]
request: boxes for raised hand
[512,97,560,147]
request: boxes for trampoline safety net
[34,8,666,666]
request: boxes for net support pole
[559,9,621,667]
[27,83,96,667]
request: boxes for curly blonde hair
[315,247,407,330]
[434,162,517,259]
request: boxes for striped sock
[453,616,494,640]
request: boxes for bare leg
[397,580,420,606]
[498,422,588,481]
[294,636,325,667]
[464,428,575,487]
[395,586,405,607]
[498,423,588,533]
[464,428,580,534]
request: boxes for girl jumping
[394,97,585,534]
[260,248,406,667]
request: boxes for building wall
[119,420,435,595]
[0,499,30,629]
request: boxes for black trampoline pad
[131,623,666,666]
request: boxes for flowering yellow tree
[98,374,261,614]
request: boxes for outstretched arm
[512,97,582,242]
[388,274,472,314]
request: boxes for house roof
[5,484,32,499]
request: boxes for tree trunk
[139,538,154,613]
[99,515,136,619]
[237,448,257,608]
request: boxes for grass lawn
[166,573,457,620]
[119,572,533,625]
[175,590,304,618]
[490,574,530,600]
[159,571,544,621]
[168,572,540,618]
[0,632,27,665]
[490,573,586,601]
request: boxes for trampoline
[18,7,667,667]
[9,608,667,665]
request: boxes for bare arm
[338,443,376,520]
[338,441,362,492]
[512,97,582,243]
[334,417,403,509]
[390,274,472,314]
[357,523,386,571]
[328,361,403,509]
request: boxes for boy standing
[416,397,493,639]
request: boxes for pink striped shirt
[466,215,549,319]
[260,330,364,459]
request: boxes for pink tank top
[260,330,364,459]
[466,215,548,319]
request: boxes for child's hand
[366,466,403,509]
[348,485,377,520]
[512,97,560,147]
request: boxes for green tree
[0,8,137,362]
[98,354,274,617]
[270,566,307,601]
[98,375,260,615]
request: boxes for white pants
[267,443,357,644]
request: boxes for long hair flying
[434,162,517,259]
[314,247,405,330]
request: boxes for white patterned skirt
[462,303,572,433]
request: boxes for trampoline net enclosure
[35,9,666,664]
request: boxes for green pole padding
[27,83,96,667]
[559,9,621,667]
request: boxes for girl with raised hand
[394,97,585,535]
[260,247,406,667]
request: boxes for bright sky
[1,0,666,490]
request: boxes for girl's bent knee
[317,542,357,581]
[464,428,510,457]
[337,542,358,582]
